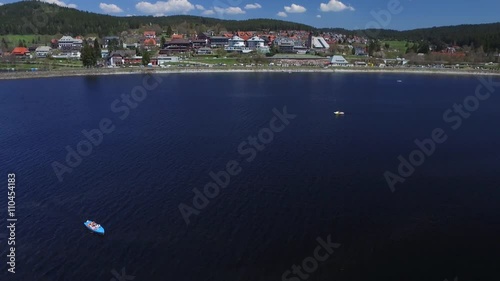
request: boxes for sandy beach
[0,67,499,81]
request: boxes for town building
[58,36,82,51]
[143,31,157,49]
[330,55,349,66]
[197,47,213,55]
[12,47,30,57]
[35,46,52,58]
[275,38,295,53]
[209,36,229,48]
[157,56,180,65]
[308,34,330,51]
[161,39,192,54]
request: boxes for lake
[0,73,499,281]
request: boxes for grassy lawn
[0,58,84,70]
[381,40,408,58]
[345,55,370,61]
[0,35,55,47]
[382,40,408,52]
[188,56,239,65]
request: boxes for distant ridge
[0,1,315,35]
[321,23,500,52]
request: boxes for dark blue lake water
[1,73,500,281]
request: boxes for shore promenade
[0,67,499,80]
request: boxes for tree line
[0,1,314,36]
[322,23,500,53]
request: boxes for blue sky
[1,0,500,30]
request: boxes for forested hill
[322,22,500,52]
[0,1,314,35]
[1,1,499,52]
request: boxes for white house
[58,36,82,51]
[247,36,270,53]
[227,36,245,48]
[35,46,52,58]
[247,36,264,49]
[52,51,81,59]
[330,55,349,66]
[157,56,180,65]
[310,36,330,50]
[197,47,213,55]
[225,35,252,53]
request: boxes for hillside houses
[0,25,387,68]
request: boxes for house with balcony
[247,36,264,49]
[161,39,192,55]
[192,39,208,49]
[209,36,229,48]
[225,35,251,53]
[58,36,82,51]
[247,36,270,53]
[275,38,295,53]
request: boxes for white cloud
[316,14,321,18]
[244,3,262,9]
[195,4,205,10]
[284,4,306,13]
[99,3,123,13]
[277,11,287,17]
[136,0,195,14]
[40,0,77,8]
[320,0,355,12]
[202,9,215,15]
[0,3,4,6]
[214,6,245,15]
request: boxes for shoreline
[1,67,499,80]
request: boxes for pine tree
[166,26,173,37]
[93,38,102,60]
[2,37,9,50]
[81,41,96,68]
[142,51,151,66]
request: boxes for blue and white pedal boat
[84,220,105,235]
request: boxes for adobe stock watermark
[282,234,341,281]
[110,267,135,281]
[178,106,297,225]
[384,76,500,192]
[20,3,61,34]
[355,0,404,39]
[51,74,163,182]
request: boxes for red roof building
[171,34,184,40]
[144,38,157,46]
[12,47,30,56]
[144,31,156,39]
